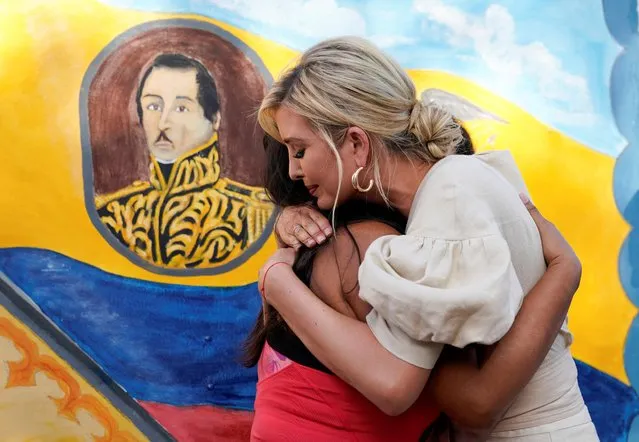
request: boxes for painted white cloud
[205,0,367,39]
[413,0,594,122]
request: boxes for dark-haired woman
[244,136,440,441]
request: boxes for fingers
[274,226,299,250]
[275,205,331,248]
[307,209,333,237]
[301,218,327,245]
[281,232,302,250]
[292,222,319,248]
[519,193,579,274]
[295,207,331,246]
[519,193,545,228]
[519,192,537,215]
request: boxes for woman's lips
[307,185,318,196]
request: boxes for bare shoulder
[310,220,401,321]
[343,220,401,249]
[316,220,400,275]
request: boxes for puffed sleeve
[360,233,523,369]
[358,158,525,369]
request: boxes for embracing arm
[265,197,581,421]
[428,195,582,429]
[268,276,429,415]
[262,222,430,416]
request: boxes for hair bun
[408,100,462,160]
[408,100,422,132]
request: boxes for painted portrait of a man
[85,23,275,273]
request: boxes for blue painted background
[0,248,260,409]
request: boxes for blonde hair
[258,36,462,208]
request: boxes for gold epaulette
[217,178,275,243]
[217,178,273,205]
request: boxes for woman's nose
[288,160,303,181]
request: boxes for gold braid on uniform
[95,132,274,269]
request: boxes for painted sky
[100,0,623,156]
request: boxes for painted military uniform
[95,133,274,269]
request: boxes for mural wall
[0,0,637,441]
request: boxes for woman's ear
[345,127,371,168]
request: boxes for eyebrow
[141,94,195,103]
[283,137,307,145]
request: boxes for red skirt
[251,343,439,441]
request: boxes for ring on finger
[293,224,303,234]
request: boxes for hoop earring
[351,167,374,193]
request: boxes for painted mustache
[155,131,172,145]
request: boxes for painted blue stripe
[577,360,639,442]
[0,247,260,410]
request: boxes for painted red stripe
[140,401,253,442]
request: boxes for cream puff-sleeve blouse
[359,151,569,369]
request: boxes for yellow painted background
[0,0,633,412]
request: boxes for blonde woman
[257,37,598,441]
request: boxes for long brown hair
[242,135,407,367]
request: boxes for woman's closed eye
[293,149,306,159]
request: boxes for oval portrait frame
[80,18,276,276]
